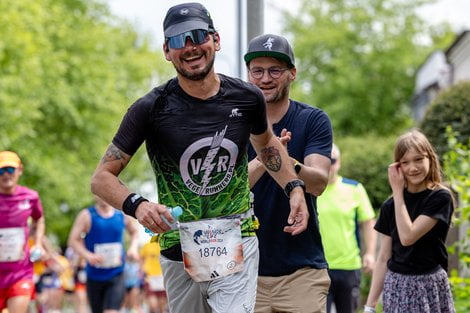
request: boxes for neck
[178,72,220,100]
[267,98,290,124]
[0,185,16,195]
[96,204,114,216]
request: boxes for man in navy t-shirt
[245,34,333,313]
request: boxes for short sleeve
[304,110,333,158]
[422,189,454,226]
[356,183,375,222]
[374,198,393,236]
[249,87,268,135]
[112,90,158,155]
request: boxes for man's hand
[135,201,174,234]
[279,128,291,148]
[283,188,309,235]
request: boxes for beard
[174,52,216,81]
[265,81,290,104]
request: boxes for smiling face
[163,31,220,81]
[393,130,442,192]
[398,148,430,192]
[0,166,23,195]
[247,57,295,104]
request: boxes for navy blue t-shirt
[248,100,333,276]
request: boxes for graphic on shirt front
[180,126,238,196]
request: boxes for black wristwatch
[284,179,306,198]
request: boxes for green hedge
[335,134,397,210]
[420,81,470,157]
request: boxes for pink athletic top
[0,185,43,288]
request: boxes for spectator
[317,143,376,313]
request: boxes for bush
[335,134,397,210]
[420,81,470,157]
[444,128,470,311]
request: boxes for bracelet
[122,193,148,218]
[364,306,376,313]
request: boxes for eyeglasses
[0,167,16,175]
[331,158,337,165]
[248,67,288,79]
[166,29,210,49]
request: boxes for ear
[213,32,221,51]
[163,43,171,60]
[289,67,297,80]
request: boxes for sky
[105,0,470,78]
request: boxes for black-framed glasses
[248,67,288,79]
[0,167,16,175]
[166,29,210,49]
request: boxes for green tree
[420,81,470,157]
[280,0,454,136]
[0,0,172,243]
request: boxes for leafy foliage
[281,0,454,136]
[444,128,470,311]
[335,134,397,210]
[0,0,172,243]
[420,81,470,157]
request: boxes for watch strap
[284,179,305,198]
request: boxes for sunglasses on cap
[0,167,16,175]
[166,29,211,49]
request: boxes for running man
[90,3,308,312]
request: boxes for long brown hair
[394,129,443,189]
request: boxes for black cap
[244,34,295,68]
[163,2,215,38]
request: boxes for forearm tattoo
[102,144,127,171]
[260,146,281,172]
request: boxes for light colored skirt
[383,267,455,313]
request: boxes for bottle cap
[171,206,183,218]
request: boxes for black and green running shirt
[112,75,268,250]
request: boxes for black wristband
[122,193,148,218]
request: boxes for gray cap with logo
[163,2,215,38]
[244,34,295,68]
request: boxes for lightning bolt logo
[199,126,227,195]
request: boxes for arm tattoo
[101,144,128,172]
[260,146,282,172]
[102,144,124,162]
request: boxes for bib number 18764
[199,246,228,258]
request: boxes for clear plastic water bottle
[30,247,42,262]
[145,206,183,236]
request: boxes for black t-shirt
[375,188,453,274]
[112,75,268,250]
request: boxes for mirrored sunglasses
[166,29,210,49]
[0,167,16,175]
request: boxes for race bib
[0,227,25,262]
[179,217,244,282]
[148,275,165,291]
[94,242,122,268]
